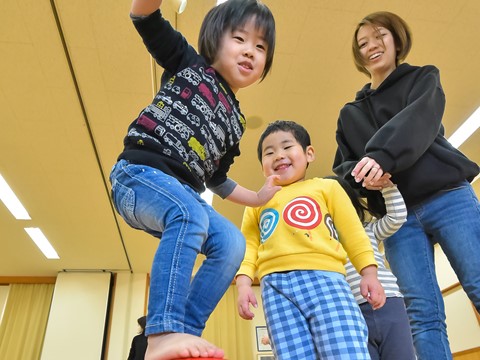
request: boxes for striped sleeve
[372,185,407,241]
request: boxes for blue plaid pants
[261,270,370,359]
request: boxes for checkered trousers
[261,270,370,360]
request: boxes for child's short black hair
[137,315,146,333]
[257,120,311,163]
[199,0,275,80]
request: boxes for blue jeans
[109,160,246,336]
[384,181,480,360]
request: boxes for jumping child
[110,1,278,359]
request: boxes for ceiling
[1,0,479,277]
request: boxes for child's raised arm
[371,181,407,241]
[131,0,161,16]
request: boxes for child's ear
[306,145,315,163]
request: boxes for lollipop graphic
[259,208,279,243]
[283,196,322,230]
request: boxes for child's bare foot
[145,332,224,360]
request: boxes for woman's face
[357,24,397,85]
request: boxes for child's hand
[359,265,386,310]
[364,173,392,190]
[237,286,257,320]
[236,275,257,320]
[381,178,394,188]
[256,175,281,206]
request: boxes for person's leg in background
[385,209,451,360]
[359,302,380,360]
[360,297,416,360]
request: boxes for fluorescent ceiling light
[173,0,187,14]
[201,189,214,205]
[24,227,60,259]
[0,173,31,220]
[447,106,480,184]
[216,0,227,5]
[447,106,480,148]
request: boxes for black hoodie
[333,63,479,215]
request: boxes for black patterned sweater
[118,9,245,198]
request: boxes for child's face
[260,130,314,186]
[211,17,267,93]
[357,24,397,80]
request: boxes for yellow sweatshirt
[237,178,376,281]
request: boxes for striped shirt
[345,186,407,304]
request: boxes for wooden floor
[453,347,480,360]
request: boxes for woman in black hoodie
[333,11,480,360]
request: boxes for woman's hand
[352,157,389,188]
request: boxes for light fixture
[201,189,214,205]
[447,106,480,148]
[25,227,60,259]
[216,0,228,5]
[173,0,187,14]
[447,106,480,184]
[0,173,31,220]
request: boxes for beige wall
[40,272,112,360]
[107,273,149,360]
[435,246,480,353]
[32,272,149,360]
[0,286,9,323]
[445,289,480,353]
